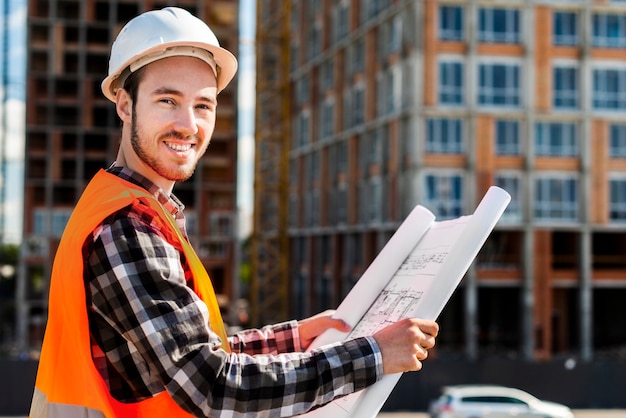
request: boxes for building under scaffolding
[253,0,626,363]
[16,0,239,353]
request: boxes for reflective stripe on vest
[31,387,105,418]
[31,169,227,417]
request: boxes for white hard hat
[101,7,238,102]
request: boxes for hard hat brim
[101,40,238,102]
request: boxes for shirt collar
[106,165,186,216]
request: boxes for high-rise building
[254,0,626,362]
[17,0,239,352]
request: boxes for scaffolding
[250,0,291,327]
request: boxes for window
[439,5,463,41]
[33,209,72,237]
[52,210,72,237]
[610,123,626,158]
[293,112,310,149]
[439,61,464,105]
[554,11,579,46]
[289,195,298,227]
[461,396,528,406]
[296,76,310,104]
[345,85,366,128]
[496,173,522,222]
[32,209,44,235]
[290,3,299,29]
[353,84,365,126]
[333,2,350,44]
[400,117,416,170]
[316,236,333,311]
[378,67,399,116]
[479,62,521,107]
[425,173,463,219]
[535,122,578,157]
[535,176,579,221]
[401,60,415,110]
[303,154,312,189]
[361,0,383,23]
[199,241,227,259]
[292,238,308,318]
[308,24,321,61]
[427,118,463,153]
[185,211,198,237]
[320,60,334,90]
[305,151,320,187]
[290,43,298,72]
[360,131,380,169]
[553,65,579,109]
[352,38,365,74]
[359,177,382,223]
[479,8,521,44]
[305,190,320,226]
[609,177,626,221]
[305,192,313,227]
[209,213,233,237]
[329,140,348,186]
[337,185,348,224]
[290,159,297,187]
[320,100,334,139]
[495,119,521,155]
[593,68,626,110]
[388,15,402,55]
[593,13,626,48]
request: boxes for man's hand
[298,310,351,350]
[373,318,439,374]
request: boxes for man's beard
[130,105,198,182]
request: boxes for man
[30,7,438,418]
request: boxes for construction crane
[250,1,291,327]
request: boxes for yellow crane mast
[250,1,291,327]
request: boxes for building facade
[16,0,239,352]
[255,0,626,362]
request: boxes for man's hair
[122,66,146,103]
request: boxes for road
[377,412,626,418]
[3,411,625,418]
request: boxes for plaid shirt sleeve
[86,205,383,418]
[229,320,304,355]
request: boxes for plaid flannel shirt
[83,167,383,417]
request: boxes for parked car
[428,384,574,418]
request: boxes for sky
[0,0,26,244]
[236,0,257,239]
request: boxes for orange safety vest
[30,169,230,418]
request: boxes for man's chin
[162,169,195,183]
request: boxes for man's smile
[164,142,193,152]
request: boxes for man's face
[128,56,218,186]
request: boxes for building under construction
[16,0,239,353]
[253,0,626,366]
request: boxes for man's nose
[174,107,199,136]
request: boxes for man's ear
[115,88,132,123]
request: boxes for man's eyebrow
[151,87,183,97]
[151,87,216,104]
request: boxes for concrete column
[522,228,535,360]
[464,265,477,360]
[580,229,593,361]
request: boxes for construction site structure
[252,0,626,362]
[250,0,292,327]
[16,0,239,354]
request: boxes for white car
[428,384,574,418]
